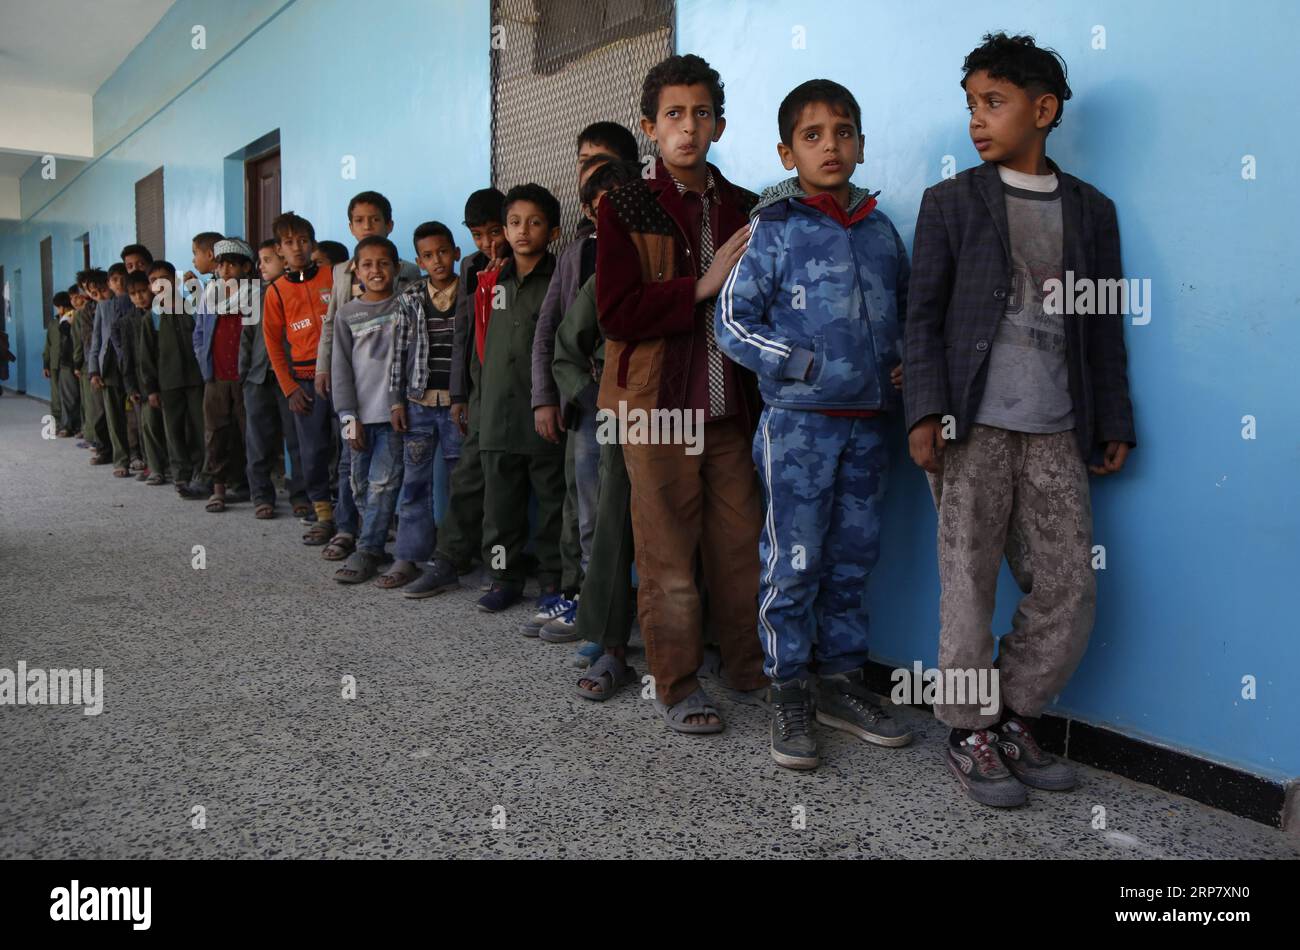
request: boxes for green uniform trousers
[82,374,107,448]
[137,397,169,477]
[574,437,636,650]
[480,447,565,591]
[559,431,585,594]
[162,385,205,483]
[101,380,130,468]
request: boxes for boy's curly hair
[640,53,724,121]
[961,32,1072,129]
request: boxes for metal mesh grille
[491,0,673,244]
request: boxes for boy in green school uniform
[473,183,566,613]
[122,271,171,484]
[90,263,134,477]
[42,292,77,436]
[147,260,206,493]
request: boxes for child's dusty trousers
[927,424,1096,730]
[753,408,889,684]
[622,416,767,707]
[202,380,247,487]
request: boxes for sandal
[205,494,227,513]
[576,654,637,702]
[254,503,276,520]
[655,686,724,735]
[292,502,312,519]
[302,520,336,546]
[374,560,420,589]
[145,474,166,486]
[334,551,379,584]
[321,533,356,561]
[112,467,129,478]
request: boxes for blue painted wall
[680,0,1300,781]
[1,0,1295,781]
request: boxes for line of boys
[48,33,1135,809]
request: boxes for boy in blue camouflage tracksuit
[716,80,913,770]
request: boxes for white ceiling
[0,0,175,214]
[0,0,176,94]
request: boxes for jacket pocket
[622,337,663,392]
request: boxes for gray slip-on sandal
[334,551,379,584]
[575,654,637,702]
[654,686,724,735]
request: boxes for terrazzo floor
[1,392,1296,859]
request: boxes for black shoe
[477,584,523,613]
[945,730,1027,808]
[403,559,460,599]
[770,679,818,770]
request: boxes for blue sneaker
[477,584,523,613]
[539,596,580,643]
[520,592,569,637]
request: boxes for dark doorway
[135,167,165,259]
[79,233,91,271]
[246,147,281,246]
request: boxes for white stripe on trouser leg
[758,412,781,681]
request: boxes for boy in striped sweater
[384,222,463,590]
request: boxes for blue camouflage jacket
[715,178,910,412]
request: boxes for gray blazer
[530,219,595,409]
[903,159,1136,462]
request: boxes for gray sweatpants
[927,424,1096,730]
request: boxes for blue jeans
[350,423,404,556]
[395,403,461,562]
[336,436,359,535]
[571,407,601,570]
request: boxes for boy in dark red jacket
[595,53,766,734]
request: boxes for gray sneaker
[815,668,913,747]
[996,717,1077,790]
[945,729,1028,808]
[770,680,818,770]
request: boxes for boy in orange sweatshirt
[261,211,337,544]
